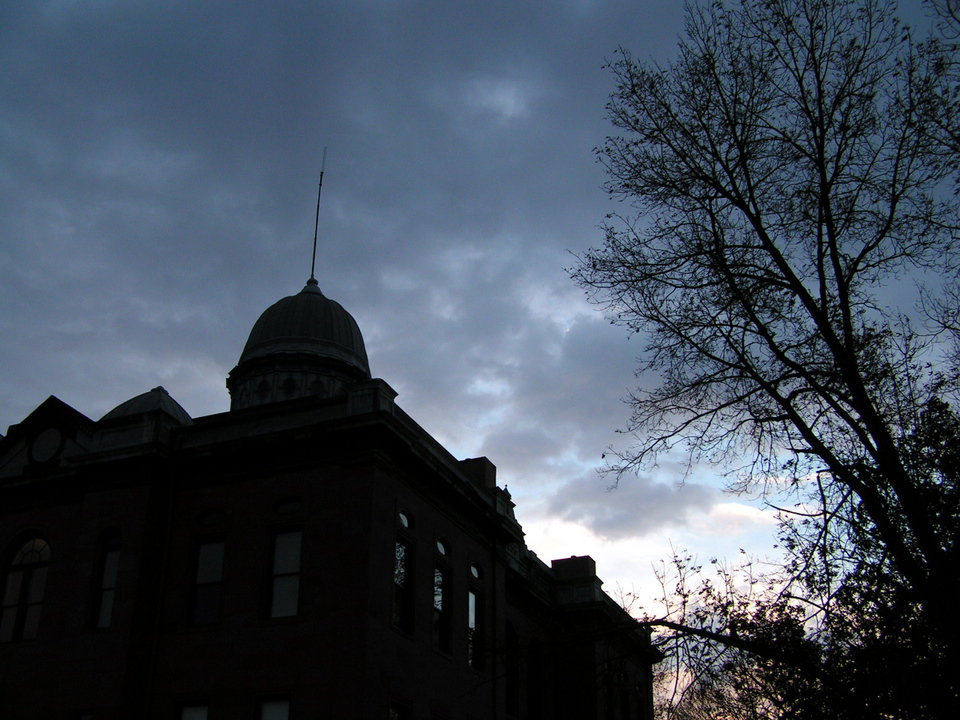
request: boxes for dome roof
[101,386,193,425]
[238,279,370,377]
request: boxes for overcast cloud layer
[1,0,784,605]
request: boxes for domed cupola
[227,278,371,410]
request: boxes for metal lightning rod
[310,146,327,283]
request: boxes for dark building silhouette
[0,278,660,719]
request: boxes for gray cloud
[548,470,718,540]
[1,1,695,545]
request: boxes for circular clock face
[30,427,63,463]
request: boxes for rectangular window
[21,565,46,640]
[467,590,483,670]
[432,566,450,653]
[506,624,520,715]
[192,541,224,626]
[260,700,290,720]
[96,540,120,628]
[1,570,24,642]
[2,567,47,642]
[392,539,413,631]
[180,707,208,720]
[271,531,302,618]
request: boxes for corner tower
[226,277,370,410]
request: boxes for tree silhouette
[572,0,960,716]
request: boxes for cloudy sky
[0,0,806,609]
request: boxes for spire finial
[310,146,328,284]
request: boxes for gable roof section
[0,396,94,481]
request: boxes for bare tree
[927,0,960,36]
[573,0,960,716]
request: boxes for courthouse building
[0,276,659,719]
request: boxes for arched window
[433,539,452,653]
[392,537,414,631]
[1,538,51,642]
[468,562,485,670]
[392,510,414,632]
